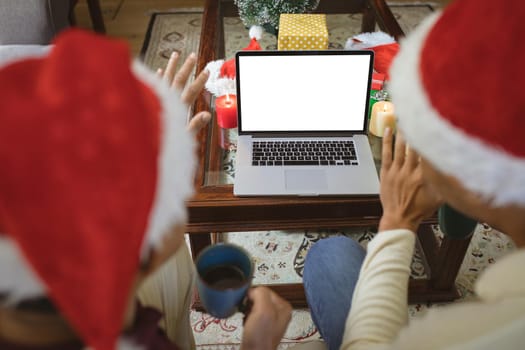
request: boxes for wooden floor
[74,0,205,55]
[74,0,449,56]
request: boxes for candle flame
[383,104,388,112]
[226,93,231,103]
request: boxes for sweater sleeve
[341,229,415,350]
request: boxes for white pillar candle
[369,101,396,137]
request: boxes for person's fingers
[182,69,209,105]
[156,68,163,78]
[163,52,180,83]
[381,127,393,172]
[243,287,291,349]
[269,289,291,311]
[172,52,197,91]
[269,290,292,324]
[406,144,420,169]
[247,286,270,306]
[249,287,291,316]
[393,131,407,167]
[245,287,271,319]
[187,111,211,134]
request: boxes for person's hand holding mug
[195,244,292,350]
[241,286,292,350]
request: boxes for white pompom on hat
[389,0,525,206]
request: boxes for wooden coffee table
[188,0,471,307]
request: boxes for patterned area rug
[141,3,438,72]
[141,4,517,349]
[192,225,515,349]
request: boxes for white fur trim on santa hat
[345,31,395,50]
[390,12,525,207]
[249,25,264,40]
[204,59,236,97]
[0,235,46,303]
[132,62,196,254]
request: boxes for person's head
[0,29,195,348]
[389,0,525,240]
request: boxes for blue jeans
[303,236,366,350]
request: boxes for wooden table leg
[417,224,473,300]
[189,232,213,260]
[433,233,473,290]
[361,2,377,32]
[86,0,106,33]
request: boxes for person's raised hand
[157,51,211,134]
[379,128,442,233]
[241,286,292,350]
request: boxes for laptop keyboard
[251,140,358,166]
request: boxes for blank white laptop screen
[237,53,372,132]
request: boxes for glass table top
[203,14,388,186]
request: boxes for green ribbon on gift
[368,90,391,120]
[368,89,379,120]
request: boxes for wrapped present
[367,73,387,120]
[371,72,386,91]
[278,14,328,50]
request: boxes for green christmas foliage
[234,0,320,29]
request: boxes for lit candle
[369,101,396,137]
[215,94,238,129]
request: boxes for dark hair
[10,296,58,313]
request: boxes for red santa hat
[205,26,263,96]
[389,0,525,206]
[345,31,399,80]
[0,29,195,349]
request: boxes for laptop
[233,50,380,196]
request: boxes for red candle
[215,94,238,129]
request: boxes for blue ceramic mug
[196,243,254,319]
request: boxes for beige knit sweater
[296,230,525,350]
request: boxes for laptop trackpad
[285,169,327,191]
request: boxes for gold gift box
[277,14,328,50]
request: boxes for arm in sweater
[341,229,415,350]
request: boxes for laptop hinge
[249,132,362,138]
